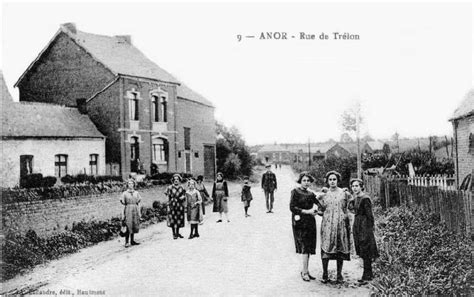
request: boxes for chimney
[115,35,132,45]
[76,98,87,114]
[61,22,77,34]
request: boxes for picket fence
[364,174,473,236]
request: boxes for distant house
[1,101,106,187]
[366,141,385,153]
[257,144,291,164]
[289,142,335,163]
[450,89,474,190]
[14,23,216,180]
[326,142,372,158]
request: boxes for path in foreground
[4,166,371,296]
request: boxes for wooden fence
[364,174,473,236]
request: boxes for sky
[1,1,473,145]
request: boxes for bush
[42,176,57,187]
[60,174,75,184]
[150,172,193,183]
[293,156,356,188]
[20,173,44,188]
[372,207,472,295]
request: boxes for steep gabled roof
[177,83,214,107]
[1,102,104,139]
[15,24,180,87]
[1,71,13,103]
[451,89,474,121]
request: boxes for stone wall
[1,186,167,236]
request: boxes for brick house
[256,144,292,164]
[1,100,106,187]
[450,89,474,190]
[14,23,216,180]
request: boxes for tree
[340,132,354,143]
[362,134,374,142]
[215,121,253,179]
[340,101,363,178]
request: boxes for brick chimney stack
[61,22,77,34]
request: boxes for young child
[241,176,253,217]
[186,179,203,239]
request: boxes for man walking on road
[262,164,277,213]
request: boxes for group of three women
[290,170,378,284]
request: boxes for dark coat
[241,184,253,201]
[261,171,277,192]
[352,193,379,259]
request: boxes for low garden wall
[1,186,168,237]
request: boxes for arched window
[152,138,168,163]
[130,137,140,172]
[151,95,159,122]
[129,92,139,121]
[160,94,168,122]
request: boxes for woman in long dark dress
[289,172,323,282]
[318,171,352,283]
[212,172,230,223]
[165,174,186,239]
[350,178,379,283]
[120,179,141,247]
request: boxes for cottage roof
[366,141,385,151]
[1,71,13,103]
[1,102,105,139]
[177,83,214,107]
[451,89,474,121]
[258,144,289,153]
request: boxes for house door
[185,152,191,173]
[203,145,216,180]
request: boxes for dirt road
[3,166,371,296]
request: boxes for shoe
[130,241,140,246]
[300,272,310,282]
[177,234,184,238]
[125,243,130,248]
[194,233,200,238]
[336,275,343,283]
[308,273,316,280]
[321,273,329,283]
[247,214,251,217]
[269,210,273,213]
[216,219,222,223]
[357,279,368,284]
[188,234,194,239]
[266,211,270,213]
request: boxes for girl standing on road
[195,175,210,219]
[289,172,323,282]
[120,179,141,247]
[186,179,203,239]
[212,172,230,223]
[349,178,379,283]
[318,171,352,283]
[165,174,187,239]
[241,176,253,217]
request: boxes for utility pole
[308,138,311,168]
